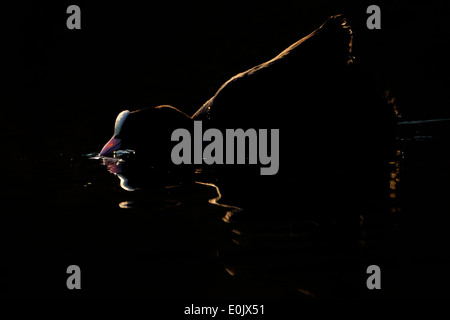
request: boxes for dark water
[2,121,450,300]
[4,1,450,303]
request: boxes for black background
[3,0,450,304]
[7,0,450,150]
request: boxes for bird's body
[98,15,396,205]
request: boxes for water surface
[2,121,450,300]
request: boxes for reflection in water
[88,150,136,191]
[194,181,243,223]
[77,118,450,299]
[118,201,134,209]
[85,132,413,299]
[101,157,135,191]
[297,288,318,299]
[116,173,135,191]
[224,267,236,277]
[86,144,393,298]
[389,147,404,214]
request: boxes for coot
[98,14,396,197]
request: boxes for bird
[99,105,191,161]
[98,14,396,196]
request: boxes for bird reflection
[194,181,243,223]
[91,150,137,191]
[388,147,404,214]
[101,157,136,191]
[87,13,399,294]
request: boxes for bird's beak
[99,136,122,156]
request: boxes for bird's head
[99,106,192,159]
[99,110,131,156]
